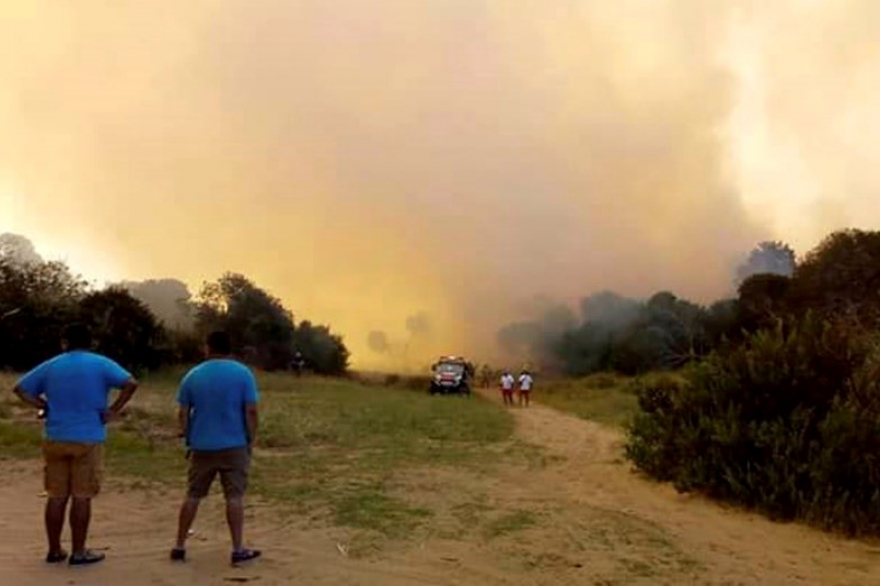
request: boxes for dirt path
[3,393,880,584]
[474,389,880,584]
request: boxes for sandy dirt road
[3,390,880,585]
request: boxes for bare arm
[177,405,189,440]
[13,385,46,411]
[245,403,258,449]
[104,378,138,421]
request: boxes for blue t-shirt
[176,359,259,452]
[17,351,133,443]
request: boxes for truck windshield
[436,363,464,375]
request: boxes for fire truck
[429,356,473,396]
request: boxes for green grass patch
[0,369,515,544]
[484,510,538,538]
[539,373,639,426]
[105,430,188,485]
[538,372,686,427]
[334,483,432,537]
[0,420,42,457]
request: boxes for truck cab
[429,356,472,396]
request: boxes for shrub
[625,313,880,535]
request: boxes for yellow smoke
[1,1,878,369]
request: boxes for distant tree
[579,291,642,327]
[643,292,710,366]
[788,229,880,325]
[496,320,546,360]
[405,312,431,337]
[735,241,796,286]
[502,290,712,376]
[496,302,578,372]
[163,328,205,364]
[552,322,614,375]
[367,330,391,354]
[120,278,194,330]
[540,304,578,334]
[78,287,166,372]
[611,324,673,374]
[194,273,296,370]
[0,233,43,265]
[293,320,350,375]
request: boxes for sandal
[69,550,106,566]
[45,549,68,564]
[231,549,261,565]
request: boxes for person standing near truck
[500,370,516,406]
[518,370,534,407]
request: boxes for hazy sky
[2,0,879,369]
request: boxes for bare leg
[45,497,68,555]
[226,496,244,552]
[69,498,91,555]
[175,498,201,549]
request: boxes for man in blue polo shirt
[171,330,261,565]
[13,323,138,566]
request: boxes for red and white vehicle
[429,356,472,396]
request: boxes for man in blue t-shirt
[171,330,261,565]
[13,323,138,566]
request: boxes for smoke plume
[2,1,879,369]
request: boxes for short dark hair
[206,331,232,355]
[63,323,92,350]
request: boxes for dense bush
[737,273,791,331]
[788,229,880,325]
[625,314,880,535]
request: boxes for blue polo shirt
[176,359,259,452]
[17,351,133,443]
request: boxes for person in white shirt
[518,370,534,407]
[499,371,515,406]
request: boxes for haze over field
[2,0,879,369]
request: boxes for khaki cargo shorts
[188,447,250,500]
[43,441,104,499]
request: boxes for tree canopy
[0,234,351,375]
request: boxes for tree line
[498,239,807,375]
[0,233,349,375]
